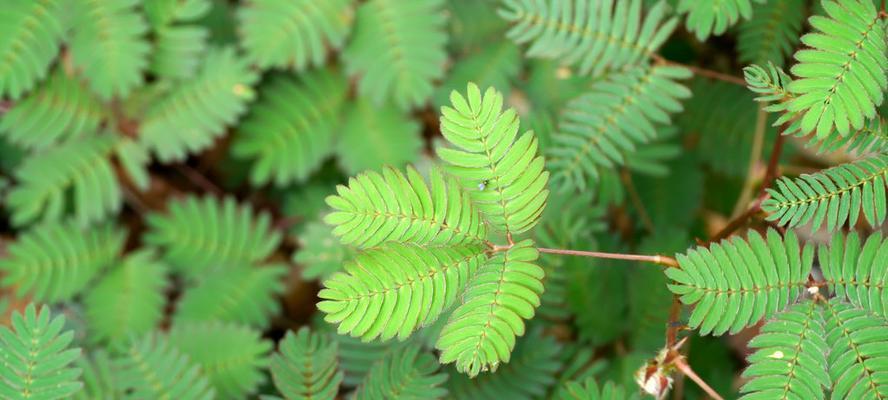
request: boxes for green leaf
[270,328,342,400]
[354,345,448,400]
[168,322,272,399]
[69,0,151,99]
[548,65,692,191]
[433,40,522,108]
[0,69,105,150]
[499,0,679,76]
[737,0,805,67]
[324,166,488,248]
[113,333,215,400]
[6,135,122,227]
[739,300,829,400]
[821,232,888,320]
[74,350,120,400]
[666,229,814,335]
[343,0,447,109]
[555,378,636,400]
[336,98,423,175]
[84,250,168,350]
[143,0,211,67]
[437,83,550,234]
[174,264,286,329]
[678,0,765,40]
[294,221,354,281]
[786,0,887,138]
[0,0,65,99]
[144,195,282,280]
[445,330,562,399]
[139,46,258,162]
[763,154,887,231]
[823,300,888,399]
[239,0,354,71]
[0,222,124,303]
[0,304,83,400]
[233,68,348,186]
[318,242,487,341]
[436,240,544,377]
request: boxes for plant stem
[652,54,747,86]
[621,169,655,233]
[537,247,680,268]
[673,357,725,400]
[731,108,768,218]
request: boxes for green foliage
[0,0,64,100]
[174,264,286,328]
[433,40,522,108]
[0,222,124,303]
[667,229,814,335]
[739,300,830,400]
[438,83,549,234]
[293,221,352,281]
[677,0,764,40]
[354,345,448,400]
[820,232,888,319]
[555,379,635,400]
[319,242,486,341]
[144,195,282,279]
[548,65,691,191]
[69,0,151,100]
[823,300,888,399]
[763,154,887,231]
[74,350,119,400]
[233,68,348,186]
[168,322,272,399]
[84,251,168,350]
[144,0,212,80]
[679,78,776,177]
[436,240,543,376]
[336,98,423,175]
[785,0,887,138]
[269,328,342,400]
[238,0,353,71]
[344,0,447,109]
[0,70,105,150]
[445,331,562,399]
[0,304,82,400]
[139,47,258,162]
[737,0,805,66]
[113,333,215,400]
[499,0,678,76]
[6,135,122,227]
[324,166,488,248]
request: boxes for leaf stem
[652,54,747,86]
[673,357,725,400]
[537,247,679,267]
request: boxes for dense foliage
[0,0,886,399]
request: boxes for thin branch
[731,108,768,218]
[666,296,683,346]
[621,169,655,233]
[537,247,680,268]
[652,54,747,86]
[673,357,725,400]
[175,164,222,195]
[709,126,787,244]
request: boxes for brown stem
[175,164,222,195]
[666,296,683,346]
[708,197,766,243]
[761,133,786,196]
[652,54,747,86]
[537,247,680,267]
[673,357,725,400]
